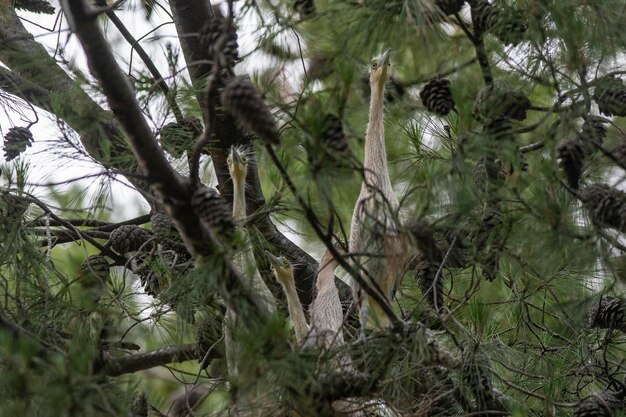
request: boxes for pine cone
[294,0,315,19]
[557,139,591,189]
[130,393,148,417]
[13,0,55,14]
[435,0,465,15]
[109,225,152,254]
[151,212,180,246]
[582,116,608,144]
[490,10,527,45]
[574,390,625,417]
[80,255,110,284]
[130,255,161,296]
[588,296,626,332]
[483,117,516,141]
[220,75,280,145]
[420,79,455,116]
[594,75,626,117]
[461,347,496,411]
[580,184,626,232]
[468,0,498,33]
[417,260,444,311]
[474,80,530,121]
[612,142,626,167]
[191,186,236,236]
[197,317,222,368]
[159,117,202,158]
[321,114,349,155]
[4,127,33,161]
[199,16,239,67]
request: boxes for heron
[267,247,346,349]
[266,250,310,345]
[349,48,405,331]
[309,248,346,350]
[224,145,276,378]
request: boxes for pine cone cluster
[294,0,315,19]
[321,114,349,155]
[191,186,236,236]
[420,79,455,116]
[580,183,626,232]
[109,225,152,254]
[4,127,33,161]
[199,16,239,67]
[435,0,464,15]
[13,0,54,14]
[80,255,110,284]
[557,139,592,189]
[474,80,530,122]
[574,390,625,417]
[220,75,280,145]
[594,75,626,117]
[588,296,626,332]
[159,117,202,158]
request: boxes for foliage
[2,0,626,416]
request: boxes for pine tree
[2,1,626,415]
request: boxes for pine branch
[94,0,185,123]
[167,0,350,309]
[60,0,273,319]
[102,343,201,376]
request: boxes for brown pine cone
[109,225,152,254]
[220,75,280,145]
[588,296,626,332]
[580,184,626,232]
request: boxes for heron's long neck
[364,84,392,193]
[316,255,338,294]
[233,176,246,222]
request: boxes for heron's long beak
[265,250,281,267]
[229,146,242,164]
[380,48,391,67]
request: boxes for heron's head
[227,145,249,185]
[266,250,294,284]
[369,48,391,94]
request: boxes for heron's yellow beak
[229,146,243,164]
[379,48,391,67]
[265,250,282,268]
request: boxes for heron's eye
[371,61,378,69]
[242,156,248,163]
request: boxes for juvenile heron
[227,145,276,312]
[309,248,345,349]
[349,49,404,331]
[225,146,276,378]
[266,251,310,345]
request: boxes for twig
[96,0,184,123]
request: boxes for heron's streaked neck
[364,81,391,189]
[316,260,339,293]
[232,175,246,222]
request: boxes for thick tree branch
[103,343,201,376]
[167,0,349,309]
[60,0,271,318]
